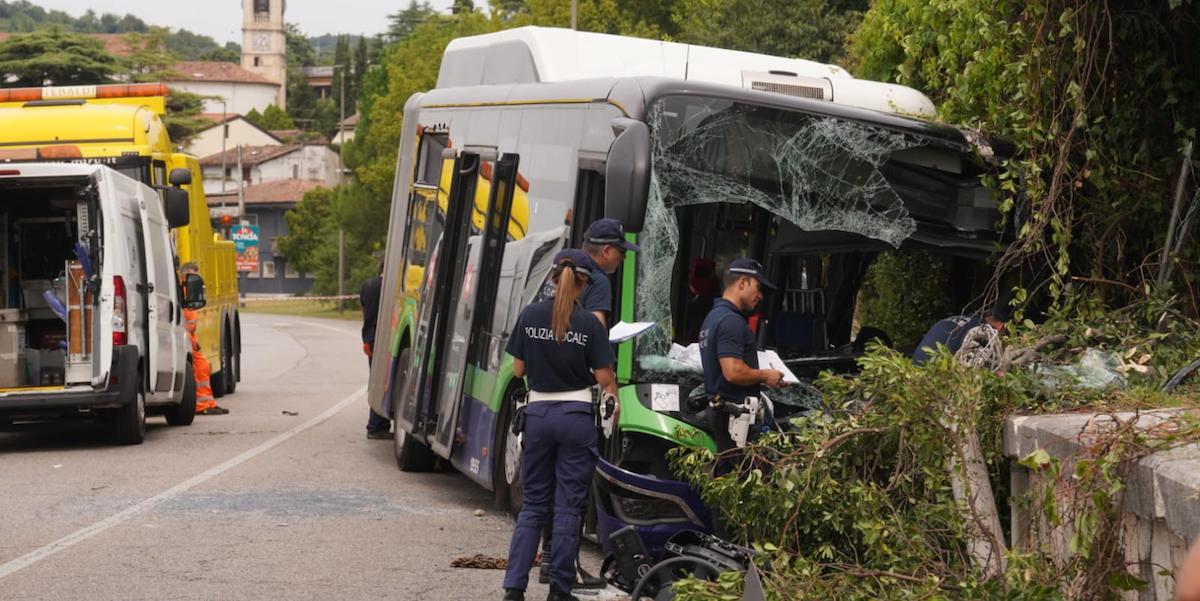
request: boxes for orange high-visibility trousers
[184,309,216,413]
[193,348,216,413]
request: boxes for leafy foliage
[857,250,955,350]
[0,0,232,60]
[0,26,119,86]
[672,0,867,63]
[163,89,211,146]
[245,104,296,131]
[849,1,1200,310]
[671,318,1199,599]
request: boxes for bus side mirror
[165,188,190,228]
[605,118,651,233]
[181,273,206,309]
[169,167,192,187]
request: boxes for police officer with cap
[578,218,639,326]
[699,258,785,452]
[502,249,618,601]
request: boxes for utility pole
[571,0,577,30]
[236,144,246,302]
[218,99,228,200]
[236,145,245,222]
[337,67,346,314]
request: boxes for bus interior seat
[774,288,827,356]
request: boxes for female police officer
[502,249,618,601]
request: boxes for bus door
[429,153,520,457]
[402,151,481,448]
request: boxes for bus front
[596,83,1009,553]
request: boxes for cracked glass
[633,95,934,377]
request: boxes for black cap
[553,249,597,279]
[584,218,641,252]
[727,258,776,291]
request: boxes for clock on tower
[253,32,271,52]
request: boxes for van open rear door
[134,184,184,399]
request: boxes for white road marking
[0,384,368,581]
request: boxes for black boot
[501,588,525,601]
[545,584,578,601]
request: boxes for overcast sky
[26,0,474,44]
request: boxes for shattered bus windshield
[633,94,998,402]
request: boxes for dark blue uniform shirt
[534,270,612,322]
[912,314,983,364]
[505,299,615,393]
[699,298,760,401]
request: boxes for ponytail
[551,260,588,343]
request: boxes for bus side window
[570,167,605,248]
[572,167,619,318]
[401,133,448,293]
[414,133,448,186]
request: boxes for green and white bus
[367,26,1007,550]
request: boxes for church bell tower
[242,0,287,108]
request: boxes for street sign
[232,224,260,273]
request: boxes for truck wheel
[223,323,238,395]
[212,329,229,398]
[493,385,525,515]
[391,349,436,472]
[112,385,146,445]
[165,361,196,426]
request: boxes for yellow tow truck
[0,83,242,396]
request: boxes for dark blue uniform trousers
[503,401,597,593]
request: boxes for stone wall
[1004,410,1200,600]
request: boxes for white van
[0,162,204,444]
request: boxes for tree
[451,0,476,14]
[330,35,351,116]
[163,89,211,146]
[352,36,369,111]
[284,23,320,131]
[244,105,296,131]
[124,28,177,81]
[387,1,437,41]
[672,0,867,64]
[0,27,120,86]
[280,186,336,279]
[310,98,340,139]
[494,0,525,18]
[512,0,665,37]
[849,0,1200,304]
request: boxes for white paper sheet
[609,321,657,343]
[758,349,801,384]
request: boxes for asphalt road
[0,313,606,601]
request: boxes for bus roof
[0,101,168,157]
[438,27,936,117]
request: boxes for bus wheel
[493,385,525,514]
[391,349,436,472]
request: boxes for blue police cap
[553,249,597,279]
[584,218,641,252]
[727,258,776,291]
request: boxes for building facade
[166,62,281,115]
[208,181,327,296]
[198,144,342,196]
[186,114,283,160]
